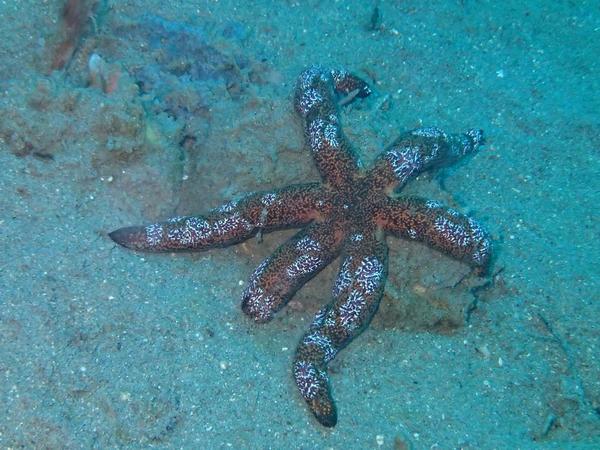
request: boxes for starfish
[109,66,491,427]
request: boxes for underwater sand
[0,0,598,448]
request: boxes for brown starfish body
[109,66,491,427]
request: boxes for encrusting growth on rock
[51,0,97,71]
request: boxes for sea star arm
[108,183,326,252]
[367,127,485,193]
[294,66,371,187]
[375,197,491,270]
[241,219,346,322]
[293,233,388,427]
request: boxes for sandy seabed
[0,1,598,448]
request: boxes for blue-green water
[0,1,598,448]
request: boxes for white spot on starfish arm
[298,88,323,116]
[166,217,211,245]
[338,290,367,330]
[350,233,363,242]
[355,256,384,295]
[332,256,353,298]
[213,213,253,236]
[302,331,338,363]
[287,254,322,278]
[242,280,276,322]
[308,118,326,153]
[434,216,471,248]
[296,236,321,253]
[385,146,423,182]
[145,223,163,246]
[323,122,340,148]
[425,200,442,209]
[468,217,491,264]
[293,361,321,400]
[215,200,238,213]
[261,193,277,206]
[411,126,446,139]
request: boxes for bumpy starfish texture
[109,66,491,427]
